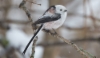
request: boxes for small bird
[23,5,67,54]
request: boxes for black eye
[60,9,62,11]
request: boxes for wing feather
[33,13,61,25]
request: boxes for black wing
[33,13,61,25]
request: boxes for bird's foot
[43,29,57,36]
[32,23,38,30]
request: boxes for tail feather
[23,24,43,54]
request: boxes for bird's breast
[43,18,65,30]
[43,13,67,30]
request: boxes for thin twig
[19,0,41,26]
[25,0,41,6]
[19,0,41,22]
[83,0,87,38]
[44,30,96,58]
[19,0,32,22]
[19,0,40,55]
[80,48,96,58]
[87,0,97,30]
[36,38,100,47]
[30,36,38,58]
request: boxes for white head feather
[55,5,67,15]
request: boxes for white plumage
[43,5,67,29]
[23,5,67,54]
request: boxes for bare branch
[25,0,41,6]
[43,30,96,58]
[30,36,38,58]
[19,0,32,22]
[19,0,39,55]
[37,38,100,47]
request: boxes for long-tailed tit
[23,5,67,54]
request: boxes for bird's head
[55,5,67,14]
[47,5,67,15]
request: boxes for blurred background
[0,0,100,58]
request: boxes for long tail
[23,24,43,54]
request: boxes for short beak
[64,10,67,12]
